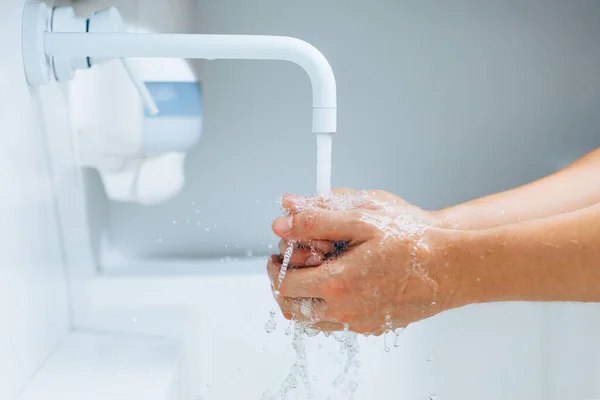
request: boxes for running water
[316,133,333,195]
[274,240,296,297]
[266,132,364,399]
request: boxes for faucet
[21,3,337,134]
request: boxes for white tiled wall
[0,1,86,398]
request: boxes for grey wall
[103,0,600,259]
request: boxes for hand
[267,189,461,335]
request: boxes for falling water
[266,132,366,399]
[316,133,333,195]
[274,240,296,297]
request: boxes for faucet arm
[44,32,337,133]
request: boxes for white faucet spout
[44,32,337,133]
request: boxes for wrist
[431,207,471,230]
[421,226,477,311]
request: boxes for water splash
[285,320,293,336]
[263,320,313,400]
[331,326,360,397]
[359,210,438,290]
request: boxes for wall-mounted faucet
[21,2,337,134]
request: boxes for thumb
[272,209,371,241]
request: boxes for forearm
[436,148,600,229]
[438,202,600,308]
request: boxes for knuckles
[299,211,318,233]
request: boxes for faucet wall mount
[21,2,337,133]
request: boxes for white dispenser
[59,8,203,206]
[70,49,202,205]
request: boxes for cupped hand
[267,189,461,335]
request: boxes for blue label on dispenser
[141,81,203,152]
[144,81,202,118]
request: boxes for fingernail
[306,255,321,266]
[273,216,293,234]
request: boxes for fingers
[272,209,371,241]
[278,239,333,267]
[266,255,325,298]
[310,321,345,332]
[266,254,282,290]
[279,297,329,324]
[282,188,356,213]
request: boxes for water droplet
[394,328,404,347]
[332,374,345,388]
[383,332,390,351]
[431,301,437,306]
[285,320,293,336]
[348,380,358,393]
[204,227,211,232]
[429,394,438,400]
[172,220,176,224]
[259,391,273,400]
[192,201,196,205]
[197,221,202,225]
[268,244,273,249]
[264,310,277,333]
[427,356,435,362]
[205,384,211,389]
[312,375,318,382]
[263,347,267,351]
[157,238,163,243]
[245,249,253,257]
[131,317,137,323]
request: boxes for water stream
[264,132,365,399]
